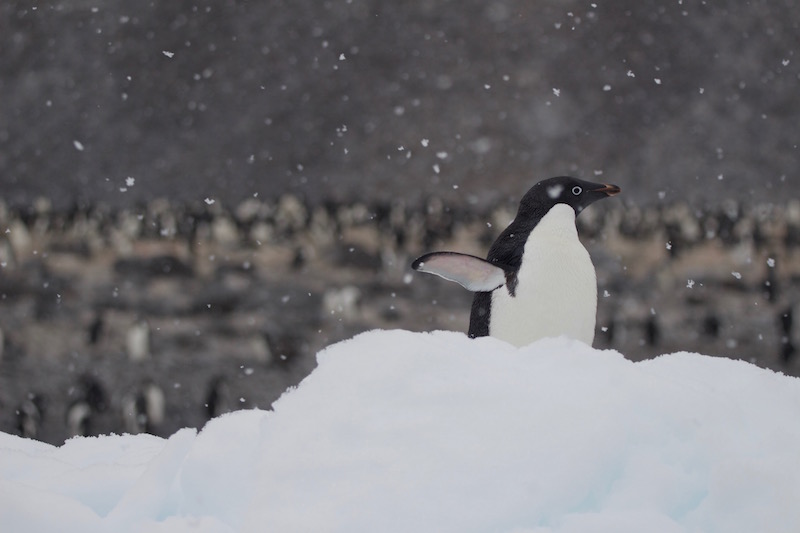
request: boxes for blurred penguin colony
[2,194,800,444]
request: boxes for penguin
[412,176,620,347]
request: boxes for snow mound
[2,330,800,532]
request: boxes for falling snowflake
[73,140,85,151]
[547,185,564,199]
[204,198,215,205]
[767,258,776,268]
[162,50,174,58]
[687,279,695,289]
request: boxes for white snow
[2,330,800,532]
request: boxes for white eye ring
[572,186,583,195]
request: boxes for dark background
[2,0,798,210]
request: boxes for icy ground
[2,330,800,532]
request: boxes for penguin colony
[2,192,800,443]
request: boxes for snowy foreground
[2,330,800,533]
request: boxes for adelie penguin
[412,176,620,347]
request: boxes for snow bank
[2,330,800,532]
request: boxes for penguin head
[520,176,621,215]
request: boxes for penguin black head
[519,176,621,216]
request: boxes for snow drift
[2,330,800,532]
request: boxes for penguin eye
[572,186,583,195]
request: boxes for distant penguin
[16,393,45,439]
[87,312,104,345]
[779,306,796,365]
[413,176,620,347]
[66,400,92,438]
[126,318,150,362]
[121,382,166,434]
[205,375,234,420]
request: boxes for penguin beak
[593,184,621,197]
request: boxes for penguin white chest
[490,204,597,346]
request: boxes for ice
[3,331,800,532]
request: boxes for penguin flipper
[412,252,506,292]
